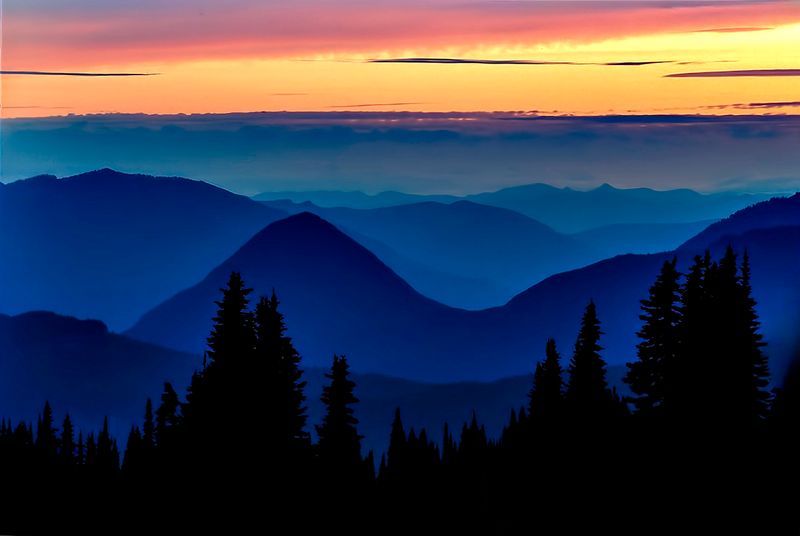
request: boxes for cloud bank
[2,112,799,195]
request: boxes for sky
[2,0,800,117]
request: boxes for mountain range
[2,168,798,451]
[256,182,768,233]
[128,205,800,383]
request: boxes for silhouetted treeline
[1,248,799,533]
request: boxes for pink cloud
[4,1,800,70]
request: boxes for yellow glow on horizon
[3,23,799,118]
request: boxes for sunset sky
[2,0,800,118]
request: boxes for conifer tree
[122,427,142,473]
[85,433,96,468]
[60,414,75,465]
[254,291,308,450]
[625,258,681,415]
[76,432,85,465]
[183,272,255,454]
[316,355,362,470]
[566,301,612,419]
[206,271,254,368]
[36,401,58,459]
[142,398,155,451]
[155,382,181,448]
[732,250,771,420]
[441,423,457,466]
[385,408,407,481]
[670,253,711,418]
[529,338,564,420]
[96,417,118,472]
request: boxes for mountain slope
[679,194,798,252]
[0,311,199,437]
[127,212,479,379]
[572,220,716,259]
[0,169,286,329]
[259,199,598,308]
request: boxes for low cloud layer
[2,112,799,196]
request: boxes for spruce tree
[142,398,155,451]
[206,271,254,368]
[254,292,308,451]
[60,414,75,465]
[733,250,771,420]
[625,258,681,415]
[96,417,118,473]
[670,253,711,418]
[316,355,362,470]
[85,433,96,468]
[183,272,255,455]
[529,338,564,420]
[76,432,85,465]
[385,408,407,481]
[155,382,181,448]
[566,301,612,419]
[36,401,58,461]
[122,427,142,473]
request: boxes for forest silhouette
[0,246,797,533]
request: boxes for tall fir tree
[385,408,407,482]
[155,382,181,448]
[60,414,75,465]
[316,355,362,470]
[96,417,118,473]
[732,250,771,420]
[625,258,681,415]
[183,272,256,454]
[122,427,143,473]
[76,432,85,465]
[36,401,58,461]
[206,271,254,368]
[254,291,308,451]
[670,253,711,418]
[529,338,564,420]
[142,398,155,451]
[566,301,612,419]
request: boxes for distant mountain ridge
[255,182,769,232]
[0,169,286,329]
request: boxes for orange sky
[2,0,800,118]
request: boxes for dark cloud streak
[694,27,773,32]
[328,102,428,108]
[0,70,159,77]
[666,69,800,78]
[369,57,674,66]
